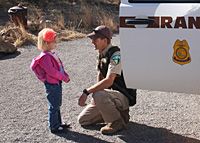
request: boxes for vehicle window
[129,0,200,3]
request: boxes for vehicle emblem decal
[172,39,191,65]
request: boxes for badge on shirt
[111,54,120,65]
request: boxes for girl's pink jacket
[30,52,70,84]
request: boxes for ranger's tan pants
[78,89,129,125]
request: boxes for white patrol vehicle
[119,0,200,94]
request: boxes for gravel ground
[0,35,200,143]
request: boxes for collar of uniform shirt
[101,44,113,57]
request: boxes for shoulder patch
[111,54,120,65]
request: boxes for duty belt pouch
[126,88,137,106]
[113,82,137,106]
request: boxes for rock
[0,36,17,53]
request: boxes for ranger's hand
[78,93,87,106]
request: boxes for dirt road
[0,35,199,143]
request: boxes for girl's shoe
[50,126,65,134]
[60,122,71,128]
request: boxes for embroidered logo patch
[111,54,120,65]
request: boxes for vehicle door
[120,0,200,94]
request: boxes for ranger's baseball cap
[87,25,112,40]
[43,28,56,42]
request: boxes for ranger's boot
[100,118,126,135]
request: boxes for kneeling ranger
[78,25,136,134]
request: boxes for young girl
[30,28,70,133]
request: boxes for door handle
[125,18,154,25]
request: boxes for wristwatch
[83,89,90,96]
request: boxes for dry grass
[0,22,37,47]
[77,1,119,32]
[0,0,120,49]
[59,30,86,41]
[13,25,37,47]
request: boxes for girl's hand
[64,77,70,83]
[63,72,70,83]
